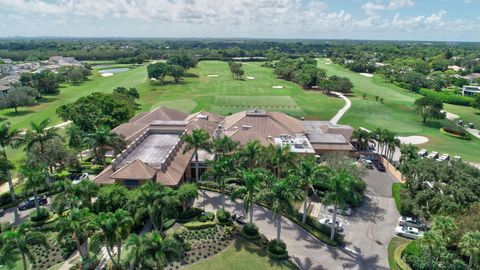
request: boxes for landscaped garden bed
[30,232,76,270]
[440,127,471,140]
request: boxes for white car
[395,226,424,239]
[319,218,344,233]
[398,216,427,230]
[361,159,373,169]
[72,173,89,185]
[327,205,353,216]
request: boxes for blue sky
[0,0,479,41]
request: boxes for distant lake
[99,68,130,74]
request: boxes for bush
[267,239,289,260]
[216,209,231,223]
[392,183,412,216]
[419,88,473,106]
[183,240,192,251]
[0,192,12,207]
[242,223,259,237]
[184,221,216,230]
[30,208,50,222]
[177,207,202,223]
[163,219,176,230]
[59,234,77,259]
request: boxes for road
[0,196,54,225]
[195,169,399,270]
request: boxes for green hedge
[163,219,176,230]
[177,207,203,223]
[392,183,411,216]
[184,221,216,230]
[419,88,473,106]
[440,128,471,140]
[394,243,412,270]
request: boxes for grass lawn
[0,251,28,270]
[388,237,411,270]
[317,59,480,162]
[185,238,298,270]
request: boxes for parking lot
[0,196,54,225]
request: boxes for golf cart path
[196,176,398,270]
[330,91,351,125]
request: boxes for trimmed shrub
[184,221,216,230]
[30,208,50,222]
[0,192,12,207]
[183,240,192,251]
[163,219,176,230]
[267,239,289,260]
[177,207,202,223]
[216,208,231,224]
[242,223,259,237]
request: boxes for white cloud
[362,0,415,16]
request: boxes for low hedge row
[394,243,412,270]
[419,88,473,106]
[163,218,176,230]
[184,221,216,230]
[177,207,203,223]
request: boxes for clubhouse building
[95,107,354,187]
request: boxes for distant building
[462,85,480,96]
[0,74,20,98]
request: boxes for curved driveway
[195,170,399,270]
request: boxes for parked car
[0,208,4,217]
[417,149,428,157]
[395,226,424,239]
[398,216,427,230]
[72,173,89,185]
[326,205,353,216]
[372,159,386,172]
[319,218,344,233]
[18,196,48,211]
[232,212,247,224]
[361,158,373,169]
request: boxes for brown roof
[133,107,188,124]
[129,112,149,123]
[155,144,193,186]
[111,160,157,180]
[311,143,355,151]
[187,119,218,136]
[113,123,148,142]
[186,111,224,123]
[95,166,115,184]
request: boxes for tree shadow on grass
[183,72,199,78]
[5,110,34,117]
[38,96,58,103]
[423,120,443,129]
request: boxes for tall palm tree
[0,121,21,223]
[265,177,302,242]
[351,128,372,151]
[267,145,296,178]
[182,129,211,182]
[420,231,441,270]
[238,140,263,169]
[83,126,126,167]
[66,124,84,159]
[56,208,95,261]
[212,136,239,158]
[208,155,235,210]
[18,165,47,213]
[125,232,179,270]
[92,209,134,267]
[323,170,353,240]
[24,119,63,164]
[52,180,79,214]
[293,156,325,224]
[176,183,198,213]
[73,180,98,209]
[0,224,48,270]
[135,181,179,232]
[231,169,264,223]
[431,215,457,247]
[459,231,480,270]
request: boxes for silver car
[327,205,353,216]
[395,226,424,239]
[398,216,427,230]
[319,218,344,233]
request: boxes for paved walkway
[329,92,351,125]
[195,172,398,270]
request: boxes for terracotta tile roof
[129,112,149,123]
[112,123,148,142]
[155,144,193,186]
[223,111,247,130]
[186,111,224,123]
[94,166,115,185]
[134,106,188,124]
[187,119,218,136]
[111,160,157,180]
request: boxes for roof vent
[242,125,252,130]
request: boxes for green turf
[317,59,480,162]
[185,238,298,270]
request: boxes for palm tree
[323,170,353,240]
[212,136,239,158]
[208,155,235,210]
[18,165,47,213]
[0,121,21,223]
[293,156,325,224]
[265,177,302,242]
[83,126,126,167]
[0,224,48,270]
[238,140,263,169]
[351,128,372,151]
[182,129,211,182]
[66,124,84,159]
[432,215,457,247]
[52,180,79,214]
[73,180,98,209]
[420,231,441,270]
[176,183,198,213]
[56,208,95,261]
[24,119,63,164]
[92,209,134,267]
[399,144,419,165]
[459,231,480,270]
[267,145,296,178]
[125,232,179,270]
[135,181,179,232]
[231,169,264,223]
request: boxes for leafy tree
[167,51,198,69]
[328,75,353,93]
[232,169,265,223]
[125,232,180,270]
[83,126,125,166]
[66,125,84,158]
[0,224,48,270]
[459,231,480,270]
[113,87,140,109]
[94,184,129,213]
[24,118,63,166]
[56,208,95,261]
[20,70,58,95]
[182,129,211,182]
[91,209,134,267]
[414,97,445,123]
[168,64,185,82]
[0,122,21,223]
[176,183,198,212]
[69,68,85,85]
[147,62,170,83]
[401,71,426,92]
[399,144,419,165]
[473,95,480,110]
[25,137,76,172]
[0,86,38,113]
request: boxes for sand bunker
[100,73,114,77]
[359,73,374,78]
[396,135,429,145]
[272,86,284,89]
[207,74,219,77]
[246,76,255,80]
